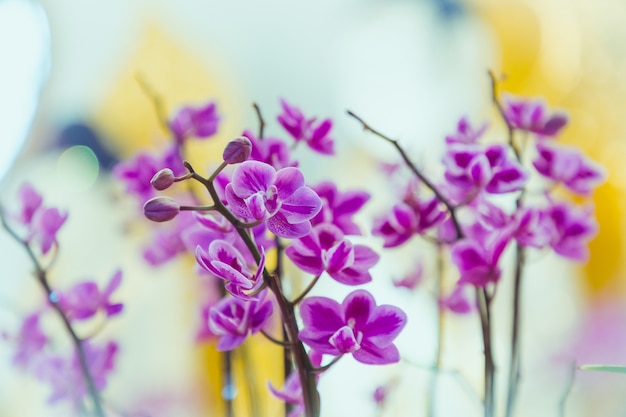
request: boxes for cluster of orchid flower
[0,183,122,416]
[0,73,606,417]
[115,98,407,417]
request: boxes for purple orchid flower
[35,341,118,404]
[208,291,273,351]
[195,239,266,299]
[113,146,185,202]
[372,195,446,248]
[543,201,598,261]
[170,101,220,142]
[285,224,379,285]
[225,160,322,238]
[502,95,568,137]
[310,181,370,235]
[11,312,48,369]
[268,351,322,417]
[451,230,510,287]
[445,117,488,145]
[277,99,334,155]
[443,144,528,198]
[244,130,297,170]
[439,285,473,314]
[58,270,124,320]
[533,142,605,194]
[15,182,43,225]
[298,290,407,365]
[28,207,68,255]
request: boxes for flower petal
[352,342,400,365]
[275,167,305,200]
[362,305,407,347]
[232,160,276,197]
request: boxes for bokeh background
[1,0,626,416]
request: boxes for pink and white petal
[330,267,372,286]
[298,329,340,354]
[342,290,375,328]
[300,296,344,332]
[208,240,247,270]
[267,213,311,239]
[352,342,400,365]
[280,187,322,223]
[225,184,254,220]
[353,245,380,269]
[362,305,407,346]
[250,299,274,333]
[246,192,268,220]
[324,241,354,274]
[285,245,324,275]
[329,326,361,353]
[275,167,305,199]
[232,161,276,197]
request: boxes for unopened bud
[150,168,175,191]
[222,136,252,164]
[143,197,180,222]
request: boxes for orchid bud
[150,168,175,191]
[222,136,252,164]
[143,197,180,222]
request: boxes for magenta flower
[12,313,48,369]
[208,291,273,351]
[503,95,568,137]
[268,351,322,417]
[35,341,118,404]
[277,99,334,155]
[373,196,446,248]
[223,136,252,164]
[59,270,124,320]
[15,182,43,225]
[195,240,266,299]
[451,231,510,287]
[310,181,370,235]
[443,144,528,197]
[113,146,185,202]
[392,261,423,290]
[225,160,322,238]
[29,207,68,255]
[299,290,407,365]
[170,101,220,141]
[533,142,605,194]
[544,201,598,261]
[445,117,488,145]
[244,130,297,170]
[285,224,379,285]
[439,285,473,314]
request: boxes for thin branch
[487,70,518,160]
[310,355,343,374]
[347,110,462,239]
[0,206,106,417]
[134,73,171,134]
[477,288,495,417]
[252,103,266,139]
[261,329,291,347]
[290,275,321,306]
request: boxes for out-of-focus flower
[285,224,379,285]
[299,290,407,365]
[445,117,488,145]
[310,181,370,235]
[15,182,43,225]
[29,207,68,255]
[58,270,123,320]
[277,99,334,155]
[543,201,598,262]
[208,291,273,351]
[170,101,220,141]
[225,160,321,238]
[244,130,297,170]
[12,313,48,369]
[451,231,510,287]
[443,144,528,197]
[439,285,473,314]
[502,95,568,137]
[392,261,423,290]
[533,142,606,194]
[268,351,322,417]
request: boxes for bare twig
[252,103,266,139]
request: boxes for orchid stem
[0,206,106,417]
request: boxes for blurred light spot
[221,383,238,401]
[56,146,100,191]
[48,291,59,303]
